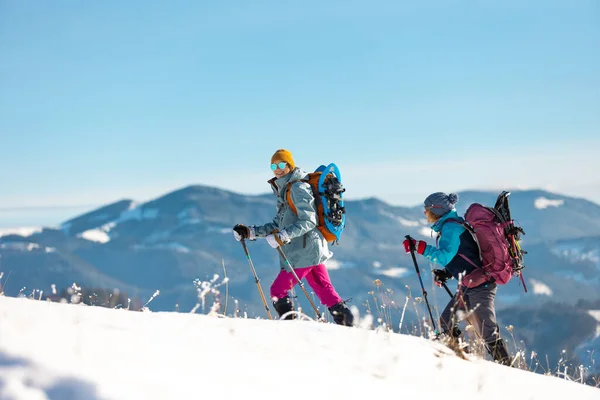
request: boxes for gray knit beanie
[423,192,459,216]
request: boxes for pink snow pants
[270,264,343,308]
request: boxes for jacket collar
[267,168,306,196]
[431,209,459,232]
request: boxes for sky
[1,1,599,227]
[1,295,599,399]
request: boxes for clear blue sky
[1,1,599,227]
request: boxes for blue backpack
[286,163,346,244]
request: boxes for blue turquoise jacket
[422,209,481,280]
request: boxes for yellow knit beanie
[271,149,295,170]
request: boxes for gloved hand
[403,238,427,255]
[433,269,452,287]
[233,224,256,241]
[266,230,291,248]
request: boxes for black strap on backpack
[437,218,483,265]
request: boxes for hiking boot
[328,302,354,326]
[273,296,295,320]
[487,338,512,366]
[436,326,462,342]
[446,326,462,339]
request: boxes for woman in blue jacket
[403,192,512,366]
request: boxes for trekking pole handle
[405,235,422,281]
[405,235,415,251]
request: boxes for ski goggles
[270,162,287,171]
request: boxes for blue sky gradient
[1,1,599,227]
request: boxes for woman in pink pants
[270,264,344,312]
[233,149,353,325]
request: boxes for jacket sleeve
[283,181,317,239]
[253,216,279,238]
[422,223,461,267]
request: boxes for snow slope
[0,296,598,400]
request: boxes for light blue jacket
[253,167,332,270]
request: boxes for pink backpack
[444,196,526,290]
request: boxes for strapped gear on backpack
[442,191,527,292]
[493,191,527,276]
[286,163,346,244]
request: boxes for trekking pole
[239,239,273,320]
[275,246,322,320]
[442,282,454,298]
[405,235,437,333]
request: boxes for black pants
[440,282,501,345]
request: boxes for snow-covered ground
[0,296,598,400]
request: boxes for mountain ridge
[2,185,600,373]
[55,185,600,229]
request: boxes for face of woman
[424,208,439,224]
[271,160,291,179]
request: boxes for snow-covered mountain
[2,186,599,307]
[0,295,598,399]
[1,186,600,379]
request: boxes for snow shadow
[0,351,105,400]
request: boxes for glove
[233,224,256,241]
[403,238,427,255]
[266,230,291,248]
[433,269,452,287]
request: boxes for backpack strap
[285,179,308,216]
[439,218,484,265]
[285,180,313,248]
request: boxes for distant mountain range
[1,185,599,374]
